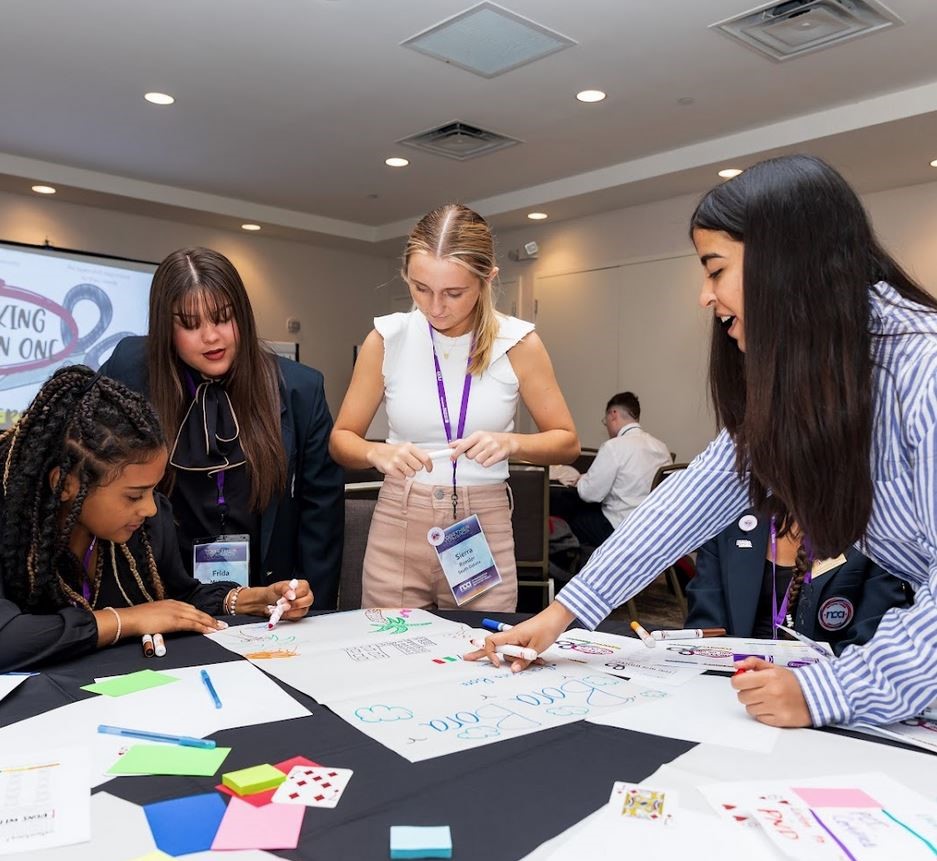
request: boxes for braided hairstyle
[786,538,812,622]
[0,365,167,611]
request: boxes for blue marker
[200,669,223,709]
[481,618,513,633]
[98,724,216,749]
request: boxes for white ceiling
[2,0,937,250]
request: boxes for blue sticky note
[390,825,453,859]
[144,792,226,857]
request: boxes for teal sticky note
[390,826,453,859]
[81,669,179,697]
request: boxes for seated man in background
[550,391,672,548]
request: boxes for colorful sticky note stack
[390,826,453,860]
[222,763,288,796]
[215,755,320,807]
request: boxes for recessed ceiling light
[527,212,548,221]
[144,92,175,106]
[241,223,261,231]
[576,89,606,103]
[718,168,743,178]
[31,185,56,195]
[385,157,409,168]
[930,159,937,168]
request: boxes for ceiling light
[930,159,937,168]
[241,223,261,231]
[385,157,409,168]
[144,92,175,106]
[527,212,548,220]
[31,185,56,194]
[718,168,743,178]
[576,89,606,103]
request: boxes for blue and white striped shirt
[558,282,937,727]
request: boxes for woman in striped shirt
[469,154,937,729]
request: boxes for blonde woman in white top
[330,203,579,610]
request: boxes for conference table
[1,610,934,861]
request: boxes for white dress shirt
[576,423,672,528]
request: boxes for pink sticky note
[793,787,881,808]
[211,796,305,850]
[215,756,320,808]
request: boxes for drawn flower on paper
[546,706,589,717]
[457,726,499,739]
[354,705,414,723]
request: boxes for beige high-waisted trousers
[361,475,518,611]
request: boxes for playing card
[608,781,676,824]
[272,765,353,808]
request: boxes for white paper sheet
[845,716,937,755]
[327,658,670,762]
[698,772,937,861]
[0,662,309,787]
[586,672,782,753]
[540,629,706,686]
[1,792,275,861]
[0,675,29,705]
[0,745,90,855]
[536,780,775,861]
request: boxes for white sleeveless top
[375,310,535,485]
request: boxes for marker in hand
[481,618,513,633]
[630,620,655,649]
[469,638,537,662]
[267,578,299,629]
[427,448,457,460]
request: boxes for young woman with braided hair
[685,509,909,656]
[0,365,312,672]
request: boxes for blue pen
[98,724,216,749]
[200,669,222,709]
[481,618,513,633]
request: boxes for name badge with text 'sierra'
[427,514,502,606]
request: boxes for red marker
[733,667,749,676]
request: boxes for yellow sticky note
[222,763,287,796]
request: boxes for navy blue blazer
[685,509,911,656]
[101,336,344,609]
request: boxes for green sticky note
[108,744,231,776]
[81,669,179,697]
[222,763,287,795]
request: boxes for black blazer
[686,509,911,656]
[102,336,344,609]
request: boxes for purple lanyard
[770,516,812,636]
[184,372,227,519]
[429,323,473,520]
[81,536,97,603]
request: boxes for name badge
[811,554,847,580]
[428,514,502,606]
[193,534,250,587]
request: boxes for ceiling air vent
[711,0,903,62]
[398,121,520,161]
[401,1,576,79]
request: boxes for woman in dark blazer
[686,508,911,656]
[102,248,343,608]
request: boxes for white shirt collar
[617,422,640,438]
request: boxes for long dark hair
[691,154,937,557]
[0,366,167,611]
[147,247,285,510]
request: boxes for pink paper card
[211,796,305,850]
[793,787,881,808]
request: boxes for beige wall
[0,190,395,413]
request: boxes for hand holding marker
[267,578,300,629]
